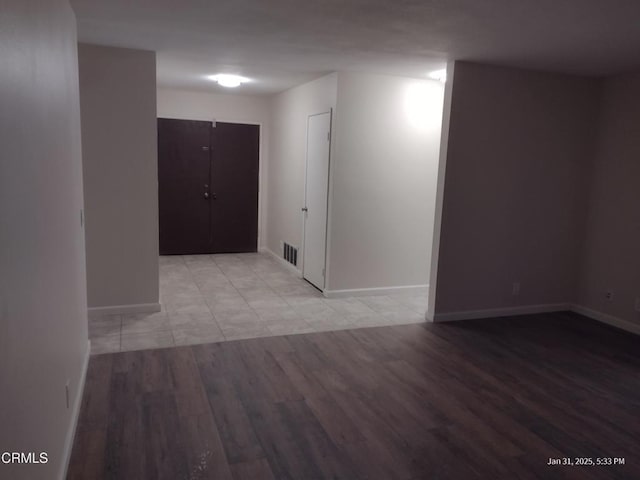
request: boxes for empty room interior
[1,1,639,479]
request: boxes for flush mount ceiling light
[208,74,249,88]
[428,69,447,82]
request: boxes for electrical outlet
[635,297,640,313]
[605,290,614,301]
[512,282,520,296]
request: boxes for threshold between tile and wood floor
[89,252,428,354]
[68,311,640,479]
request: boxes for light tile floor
[89,252,428,354]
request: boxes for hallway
[89,253,428,354]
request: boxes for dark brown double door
[158,119,259,254]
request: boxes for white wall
[266,72,442,293]
[579,72,640,328]
[267,74,338,258]
[434,62,600,317]
[0,2,89,479]
[326,72,443,292]
[157,88,270,124]
[78,44,159,312]
[157,88,270,247]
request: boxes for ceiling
[70,0,640,95]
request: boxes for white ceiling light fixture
[208,74,250,88]
[428,69,447,82]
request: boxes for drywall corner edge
[426,61,456,322]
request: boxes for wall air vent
[283,242,298,266]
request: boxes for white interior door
[303,111,331,290]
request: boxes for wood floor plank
[177,413,234,480]
[230,458,276,480]
[302,394,366,446]
[198,374,266,465]
[66,428,108,480]
[77,354,113,429]
[69,313,640,479]
[235,340,304,403]
[104,372,146,479]
[271,350,330,400]
[241,396,360,480]
[141,392,190,480]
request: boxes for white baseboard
[324,284,429,299]
[259,247,303,277]
[570,304,640,335]
[59,339,90,480]
[432,302,640,336]
[434,303,570,322]
[88,302,161,317]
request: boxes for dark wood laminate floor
[68,312,640,480]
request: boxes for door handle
[301,207,308,212]
[204,192,209,199]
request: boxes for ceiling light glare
[428,69,447,82]
[208,74,249,88]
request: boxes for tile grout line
[117,253,429,353]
